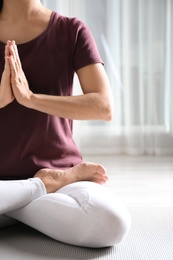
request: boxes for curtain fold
[41,0,173,155]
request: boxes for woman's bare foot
[34,162,109,193]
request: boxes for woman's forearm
[29,92,113,121]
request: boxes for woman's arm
[9,41,114,121]
[30,64,113,121]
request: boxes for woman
[0,0,131,248]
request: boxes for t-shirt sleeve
[71,18,104,71]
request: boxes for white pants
[0,179,131,248]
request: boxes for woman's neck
[0,0,46,21]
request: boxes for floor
[83,155,173,208]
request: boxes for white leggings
[0,178,131,248]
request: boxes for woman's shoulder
[51,11,88,32]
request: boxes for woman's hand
[0,43,14,108]
[8,41,33,108]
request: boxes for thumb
[4,56,10,71]
[2,57,12,89]
[3,56,11,79]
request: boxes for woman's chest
[0,21,48,44]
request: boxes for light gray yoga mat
[0,207,173,260]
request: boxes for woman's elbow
[93,92,114,121]
[104,104,114,121]
[100,98,114,121]
[100,89,114,122]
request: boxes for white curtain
[42,0,173,156]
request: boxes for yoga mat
[0,207,173,260]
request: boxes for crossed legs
[0,162,131,248]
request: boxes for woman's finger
[7,41,21,72]
[4,56,10,72]
[4,46,9,69]
[9,44,17,64]
[14,43,21,63]
[8,55,17,79]
[5,44,9,57]
[12,41,22,70]
[7,41,12,54]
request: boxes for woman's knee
[87,201,131,248]
[103,204,131,246]
[68,182,132,248]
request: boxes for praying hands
[0,41,14,108]
[0,40,33,109]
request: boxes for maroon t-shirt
[0,12,103,179]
